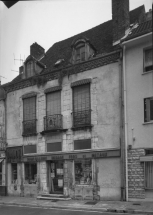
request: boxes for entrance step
[37,194,71,201]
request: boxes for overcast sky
[0,0,152,85]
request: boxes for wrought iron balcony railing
[22,119,37,136]
[72,109,91,128]
[44,114,63,131]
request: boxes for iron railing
[72,109,91,128]
[22,119,37,136]
[44,114,63,131]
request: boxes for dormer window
[71,38,96,64]
[27,61,34,78]
[75,43,86,63]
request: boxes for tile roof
[10,5,145,84]
[124,19,152,41]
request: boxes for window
[75,159,92,185]
[73,84,91,127]
[0,161,2,185]
[27,61,34,77]
[145,162,153,189]
[47,142,62,152]
[45,91,62,130]
[12,163,17,184]
[23,96,36,135]
[144,48,153,73]
[25,163,37,184]
[24,145,36,154]
[74,139,91,150]
[144,97,153,122]
[75,44,86,63]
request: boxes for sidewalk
[0,196,153,214]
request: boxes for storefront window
[12,163,17,184]
[25,163,37,184]
[0,162,2,185]
[75,159,92,185]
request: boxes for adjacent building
[121,17,153,200]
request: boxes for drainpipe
[4,96,7,196]
[123,45,128,201]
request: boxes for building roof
[10,5,145,84]
[124,19,152,41]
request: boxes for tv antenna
[0,75,7,85]
[13,54,24,65]
[11,69,18,73]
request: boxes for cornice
[3,51,120,93]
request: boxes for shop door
[50,161,63,194]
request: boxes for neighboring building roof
[124,19,152,41]
[10,5,145,84]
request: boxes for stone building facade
[2,0,150,201]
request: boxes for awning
[0,159,4,163]
[140,156,153,162]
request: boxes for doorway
[49,160,63,194]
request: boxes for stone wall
[128,148,145,199]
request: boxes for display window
[25,163,37,184]
[75,159,92,185]
[12,163,17,184]
[0,162,2,185]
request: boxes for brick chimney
[112,0,130,44]
[30,42,45,60]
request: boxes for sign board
[6,146,23,163]
[23,149,120,162]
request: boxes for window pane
[150,99,153,121]
[145,49,153,67]
[23,97,36,120]
[12,163,17,183]
[25,163,37,184]
[0,163,2,185]
[145,162,153,189]
[75,159,92,185]
[46,91,61,115]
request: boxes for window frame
[24,163,37,184]
[26,60,34,78]
[143,47,153,73]
[12,163,17,184]
[144,97,153,123]
[22,96,37,136]
[72,83,91,128]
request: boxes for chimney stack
[112,0,130,44]
[30,42,45,60]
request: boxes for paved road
[0,205,147,215]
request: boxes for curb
[0,201,153,214]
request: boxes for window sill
[143,121,153,125]
[142,70,153,75]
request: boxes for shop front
[23,149,121,200]
[0,151,6,196]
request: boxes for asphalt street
[0,205,147,215]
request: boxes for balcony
[72,109,92,130]
[43,114,64,133]
[22,119,37,136]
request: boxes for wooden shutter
[46,91,61,116]
[150,98,153,121]
[73,84,90,112]
[23,97,36,121]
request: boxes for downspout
[123,45,128,201]
[4,96,7,195]
[119,51,125,201]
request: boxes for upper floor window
[75,43,86,63]
[44,90,62,131]
[23,96,37,136]
[71,38,95,64]
[72,84,91,128]
[144,97,153,123]
[26,61,34,78]
[144,48,153,73]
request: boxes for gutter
[123,45,128,201]
[122,32,152,45]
